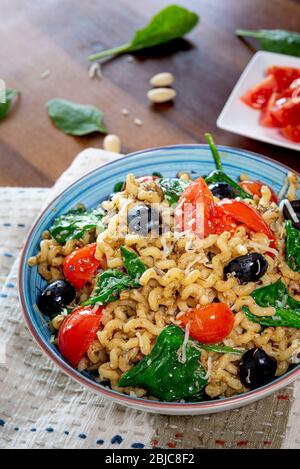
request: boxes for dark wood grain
[0,0,299,187]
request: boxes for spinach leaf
[236,29,300,58]
[152,172,163,178]
[46,99,107,135]
[158,177,190,206]
[113,181,124,192]
[204,133,251,199]
[195,343,245,356]
[118,325,207,401]
[88,5,199,61]
[285,220,300,273]
[49,206,105,244]
[82,247,147,306]
[120,246,147,286]
[0,89,19,120]
[242,279,300,328]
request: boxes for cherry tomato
[260,92,282,127]
[281,125,300,143]
[267,66,300,92]
[176,177,237,237]
[178,303,235,344]
[58,306,103,367]
[239,180,278,204]
[63,243,102,290]
[270,97,300,127]
[241,74,277,110]
[217,199,277,250]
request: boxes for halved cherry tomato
[281,125,300,143]
[239,180,278,204]
[58,306,103,367]
[270,97,300,127]
[217,199,277,249]
[267,66,300,92]
[63,243,102,290]
[178,303,235,344]
[260,92,282,127]
[241,74,277,110]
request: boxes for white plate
[217,51,300,151]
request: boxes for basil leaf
[120,246,147,286]
[158,177,190,206]
[46,99,107,135]
[236,29,300,57]
[118,325,207,401]
[195,343,245,356]
[82,248,147,306]
[285,220,300,273]
[152,172,163,178]
[89,5,199,61]
[113,181,124,193]
[0,89,19,120]
[49,206,105,244]
[204,133,251,199]
[242,279,300,328]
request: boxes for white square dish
[217,51,300,151]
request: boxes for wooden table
[1,0,300,187]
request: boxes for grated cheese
[177,321,190,364]
[278,177,289,201]
[248,241,278,257]
[279,199,299,224]
[204,356,212,380]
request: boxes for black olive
[282,199,300,230]
[127,204,161,236]
[38,280,76,315]
[240,348,277,389]
[224,253,268,284]
[208,182,236,199]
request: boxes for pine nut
[103,134,121,153]
[150,72,174,87]
[147,87,176,103]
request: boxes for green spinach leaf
[242,279,300,328]
[236,29,300,57]
[195,343,245,356]
[46,99,107,135]
[82,247,147,306]
[0,89,19,120]
[113,181,124,193]
[285,220,300,273]
[89,5,199,61]
[204,133,251,199]
[49,206,105,243]
[118,325,207,401]
[158,177,190,205]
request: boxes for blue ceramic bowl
[19,145,300,415]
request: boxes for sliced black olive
[282,199,300,230]
[208,182,236,199]
[224,253,268,284]
[38,280,76,316]
[239,348,277,389]
[127,204,161,236]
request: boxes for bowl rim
[18,143,300,412]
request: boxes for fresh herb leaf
[120,246,147,286]
[152,172,163,178]
[89,5,199,61]
[118,325,207,401]
[82,248,147,306]
[242,279,300,328]
[204,133,251,199]
[236,29,300,57]
[46,99,107,136]
[0,89,19,120]
[158,177,190,206]
[113,181,124,192]
[195,343,245,356]
[49,206,105,244]
[285,220,300,273]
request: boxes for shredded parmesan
[177,322,190,364]
[279,199,299,223]
[248,241,278,257]
[204,356,212,380]
[278,177,289,201]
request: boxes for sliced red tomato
[63,243,102,290]
[175,177,236,237]
[58,306,103,367]
[267,66,300,92]
[217,199,277,249]
[241,74,277,110]
[260,92,282,127]
[178,303,234,344]
[239,180,278,203]
[270,97,300,127]
[281,125,300,142]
